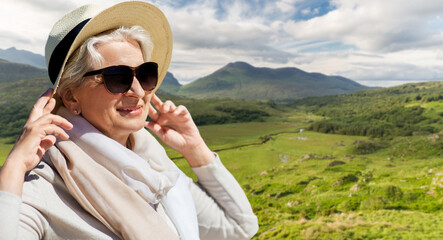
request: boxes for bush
[352,140,384,154]
[361,196,387,210]
[383,185,403,202]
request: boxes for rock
[328,161,346,167]
[332,180,343,186]
[427,190,437,197]
[302,154,311,159]
[279,154,290,162]
[427,134,441,142]
[350,184,360,191]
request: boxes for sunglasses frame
[83,62,158,94]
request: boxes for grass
[237,131,442,239]
[0,140,13,165]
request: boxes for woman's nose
[124,76,145,98]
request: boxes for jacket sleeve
[188,154,258,240]
[0,191,42,239]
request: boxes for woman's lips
[117,105,143,115]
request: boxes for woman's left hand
[146,94,214,167]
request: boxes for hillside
[0,76,287,141]
[290,81,443,137]
[0,47,46,69]
[158,72,181,94]
[177,62,369,101]
[0,59,47,83]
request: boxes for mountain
[0,59,47,83]
[158,72,181,94]
[0,47,46,69]
[177,61,369,101]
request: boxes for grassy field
[0,140,13,165]
[1,112,441,239]
[239,131,442,239]
[167,120,442,239]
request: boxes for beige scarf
[43,107,182,239]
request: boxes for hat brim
[52,1,172,96]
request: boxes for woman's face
[73,39,152,144]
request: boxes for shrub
[383,185,403,202]
[361,196,387,210]
[352,140,384,154]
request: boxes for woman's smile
[117,105,144,115]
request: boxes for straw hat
[45,1,172,95]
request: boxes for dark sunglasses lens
[102,67,133,94]
[137,62,158,91]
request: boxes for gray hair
[58,25,153,95]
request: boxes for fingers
[43,98,56,115]
[28,88,54,123]
[150,94,163,110]
[24,114,73,142]
[173,105,189,117]
[148,95,191,127]
[162,100,176,113]
[40,124,70,140]
[148,103,160,121]
[34,114,73,131]
[145,121,167,138]
[151,94,176,113]
[40,135,57,151]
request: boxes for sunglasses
[83,62,158,94]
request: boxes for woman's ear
[60,89,81,115]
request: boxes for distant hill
[0,75,283,140]
[0,47,46,69]
[158,72,181,94]
[176,61,369,101]
[291,81,443,137]
[0,59,47,83]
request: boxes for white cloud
[284,0,443,52]
[276,0,299,14]
[158,0,297,81]
[0,0,126,54]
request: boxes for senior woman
[0,1,258,239]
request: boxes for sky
[1,0,443,87]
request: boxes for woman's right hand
[0,88,73,196]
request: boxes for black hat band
[48,18,91,84]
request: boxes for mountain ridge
[0,47,46,69]
[0,46,369,101]
[0,59,47,83]
[176,61,369,101]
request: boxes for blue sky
[1,0,443,87]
